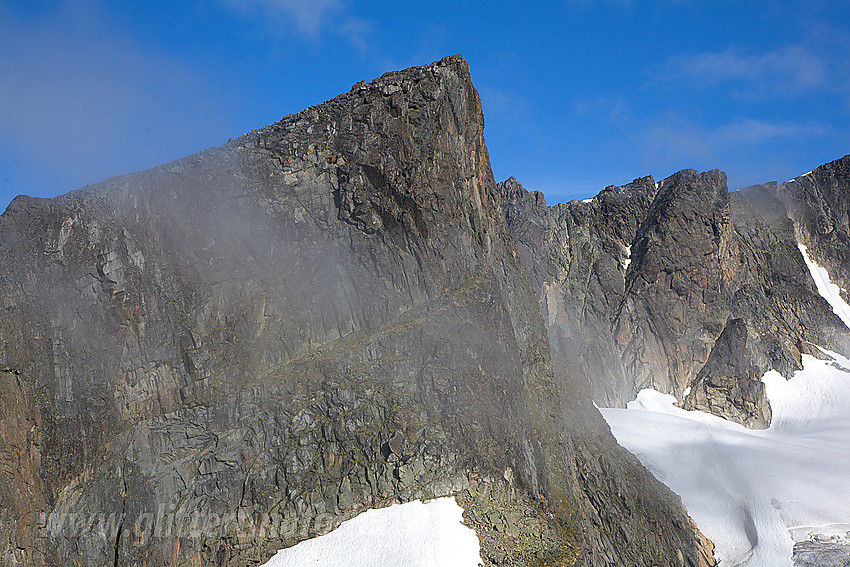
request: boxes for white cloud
[713,118,825,146]
[664,45,827,98]
[223,0,343,36]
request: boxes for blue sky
[1,0,849,208]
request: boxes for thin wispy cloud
[221,0,372,51]
[644,115,823,160]
[573,96,636,125]
[663,45,827,99]
[475,87,535,124]
[638,113,827,186]
[641,113,715,167]
[563,0,634,9]
[223,0,342,36]
[563,0,689,11]
[360,23,453,81]
[714,118,825,146]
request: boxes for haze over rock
[4,52,849,567]
[500,156,850,430]
[0,56,717,567]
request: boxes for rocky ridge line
[0,55,714,566]
[500,155,850,429]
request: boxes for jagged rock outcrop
[500,157,850,430]
[684,318,769,427]
[0,56,714,566]
[777,156,850,295]
[617,169,736,399]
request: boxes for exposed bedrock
[501,157,850,430]
[0,56,714,566]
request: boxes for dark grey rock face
[617,169,735,400]
[684,318,769,428]
[0,56,714,566]
[499,175,657,410]
[501,158,850,430]
[779,156,850,297]
[793,536,850,567]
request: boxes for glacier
[600,247,850,566]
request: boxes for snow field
[601,351,850,566]
[261,496,482,567]
[599,239,850,566]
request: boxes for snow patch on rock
[798,243,850,329]
[261,496,482,567]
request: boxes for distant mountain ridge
[500,155,850,429]
[2,53,847,566]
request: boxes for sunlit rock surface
[0,56,713,566]
[500,156,850,428]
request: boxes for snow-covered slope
[598,236,850,566]
[260,497,481,567]
[797,243,850,330]
[601,349,850,566]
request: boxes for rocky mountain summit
[501,156,850,429]
[0,55,717,567]
[3,52,848,566]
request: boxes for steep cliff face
[0,56,713,566]
[501,157,850,430]
[615,170,736,408]
[779,156,850,294]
